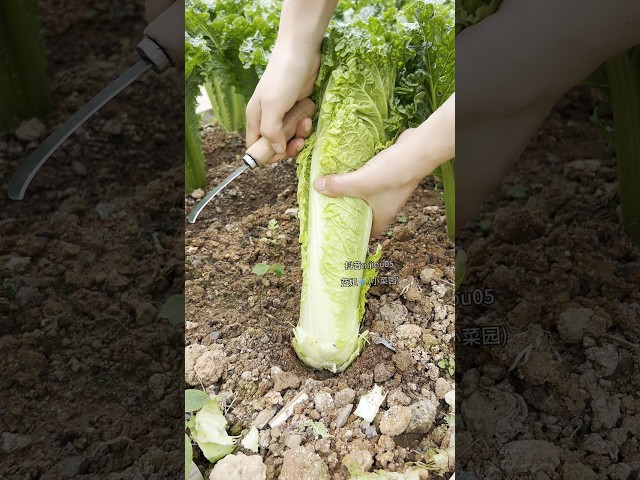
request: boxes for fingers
[313,170,366,199]
[296,117,313,139]
[246,99,261,147]
[260,101,289,154]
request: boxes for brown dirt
[1,1,183,478]
[456,86,640,479]
[185,124,456,479]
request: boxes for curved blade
[187,163,249,224]
[7,59,152,200]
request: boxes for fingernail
[314,177,326,192]
[297,142,304,153]
[272,143,284,154]
[304,118,312,133]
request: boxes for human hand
[313,129,424,238]
[246,46,319,162]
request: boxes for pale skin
[456,0,640,232]
[245,0,455,237]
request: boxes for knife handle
[245,98,317,167]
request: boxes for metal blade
[187,163,250,224]
[7,59,153,200]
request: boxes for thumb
[260,105,288,155]
[313,171,365,199]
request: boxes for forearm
[406,93,456,183]
[275,0,338,52]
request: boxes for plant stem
[205,77,246,133]
[441,158,455,240]
[0,0,51,131]
[606,49,640,245]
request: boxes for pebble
[191,188,205,200]
[387,389,411,407]
[379,301,408,325]
[406,399,438,434]
[284,208,298,218]
[15,118,46,141]
[314,392,334,414]
[379,406,412,436]
[254,407,276,429]
[71,161,87,176]
[396,324,422,340]
[15,286,43,306]
[95,202,115,220]
[280,447,329,480]
[419,267,439,285]
[591,395,620,431]
[585,343,619,377]
[374,362,395,383]
[334,404,353,428]
[103,118,122,135]
[273,372,301,392]
[334,388,355,408]
[562,462,598,480]
[209,453,266,480]
[392,351,414,372]
[4,256,31,273]
[1,432,31,453]
[435,378,451,399]
[185,344,226,386]
[342,449,373,473]
[557,307,593,343]
[499,440,560,474]
[284,434,305,449]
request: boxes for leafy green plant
[252,262,284,278]
[0,0,51,132]
[437,357,455,378]
[292,1,455,373]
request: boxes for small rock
[585,343,619,377]
[15,118,46,141]
[191,189,205,200]
[71,161,87,176]
[563,159,602,178]
[1,432,31,453]
[273,372,301,392]
[209,453,266,480]
[334,404,353,428]
[374,362,395,383]
[557,307,593,343]
[419,268,439,285]
[591,395,620,431]
[185,321,198,331]
[435,378,451,400]
[254,407,276,429]
[396,324,422,340]
[562,462,598,480]
[334,388,356,408]
[342,449,373,473]
[280,447,329,480]
[392,351,414,372]
[4,256,31,273]
[379,406,412,436]
[284,434,305,449]
[185,344,207,385]
[406,399,437,434]
[379,301,408,325]
[314,392,334,414]
[284,208,298,218]
[387,389,411,407]
[95,202,115,220]
[500,440,560,474]
[15,286,43,306]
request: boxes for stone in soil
[373,362,395,383]
[342,449,373,473]
[499,440,560,474]
[334,388,355,408]
[1,432,31,453]
[185,344,226,386]
[334,404,353,429]
[254,407,277,429]
[273,371,301,392]
[15,118,46,141]
[314,392,334,414]
[209,453,266,480]
[378,301,408,325]
[379,406,412,436]
[405,399,437,434]
[280,446,329,480]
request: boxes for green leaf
[506,184,527,199]
[252,263,270,276]
[185,434,193,477]
[478,218,492,233]
[270,264,285,278]
[185,389,211,413]
[159,294,185,325]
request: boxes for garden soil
[1,1,183,478]
[185,125,456,479]
[456,87,640,479]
